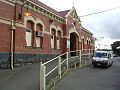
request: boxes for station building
[0,0,95,64]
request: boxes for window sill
[25,46,43,49]
[51,48,61,50]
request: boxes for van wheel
[94,64,97,68]
[106,63,109,68]
[110,61,113,66]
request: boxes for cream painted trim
[29,0,64,19]
[2,0,64,24]
[69,28,80,37]
[0,17,11,25]
[65,8,74,17]
[65,18,68,25]
[81,36,84,39]
[86,37,89,40]
[44,31,50,35]
[69,28,81,42]
[36,18,45,32]
[24,16,36,29]
[0,16,52,36]
[15,22,24,27]
[56,26,63,37]
[50,24,63,37]
[0,17,24,28]
[50,24,56,34]
[63,35,70,39]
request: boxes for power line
[79,7,120,17]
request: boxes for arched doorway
[70,32,79,56]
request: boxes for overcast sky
[40,0,120,49]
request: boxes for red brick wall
[15,26,62,54]
[0,1,94,56]
[0,1,14,20]
[0,23,11,52]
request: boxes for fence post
[40,62,42,90]
[89,49,91,61]
[66,52,69,71]
[85,59,86,66]
[40,63,46,90]
[58,56,61,79]
[79,50,81,68]
[89,49,91,65]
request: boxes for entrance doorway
[70,33,79,56]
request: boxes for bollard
[79,50,81,68]
[66,52,69,71]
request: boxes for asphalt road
[54,57,120,90]
[0,57,120,90]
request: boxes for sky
[39,0,120,49]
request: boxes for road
[54,57,120,90]
[0,57,120,90]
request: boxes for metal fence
[40,49,93,90]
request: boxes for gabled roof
[30,0,63,17]
[59,10,70,17]
[81,26,93,35]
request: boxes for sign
[67,40,70,48]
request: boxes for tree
[111,41,120,56]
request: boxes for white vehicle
[92,50,113,68]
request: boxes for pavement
[0,63,40,90]
[0,56,81,90]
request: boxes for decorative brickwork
[0,0,95,66]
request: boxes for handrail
[40,49,93,90]
[43,52,66,65]
[42,49,93,65]
[45,65,59,77]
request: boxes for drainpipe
[10,22,15,69]
[10,1,17,69]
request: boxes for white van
[92,50,113,68]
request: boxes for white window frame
[25,28,32,46]
[51,35,54,49]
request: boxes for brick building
[0,0,95,68]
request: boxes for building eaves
[30,0,64,18]
[81,26,93,35]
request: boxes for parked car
[92,50,113,68]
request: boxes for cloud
[81,8,120,40]
[39,0,120,44]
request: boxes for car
[92,50,113,68]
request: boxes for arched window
[82,39,85,50]
[51,29,56,49]
[36,24,43,48]
[26,20,34,46]
[57,31,61,49]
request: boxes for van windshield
[95,52,107,58]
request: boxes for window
[36,24,43,48]
[51,35,54,49]
[26,20,34,47]
[26,28,32,46]
[57,31,61,49]
[95,52,107,58]
[51,29,56,49]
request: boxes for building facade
[0,0,95,65]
